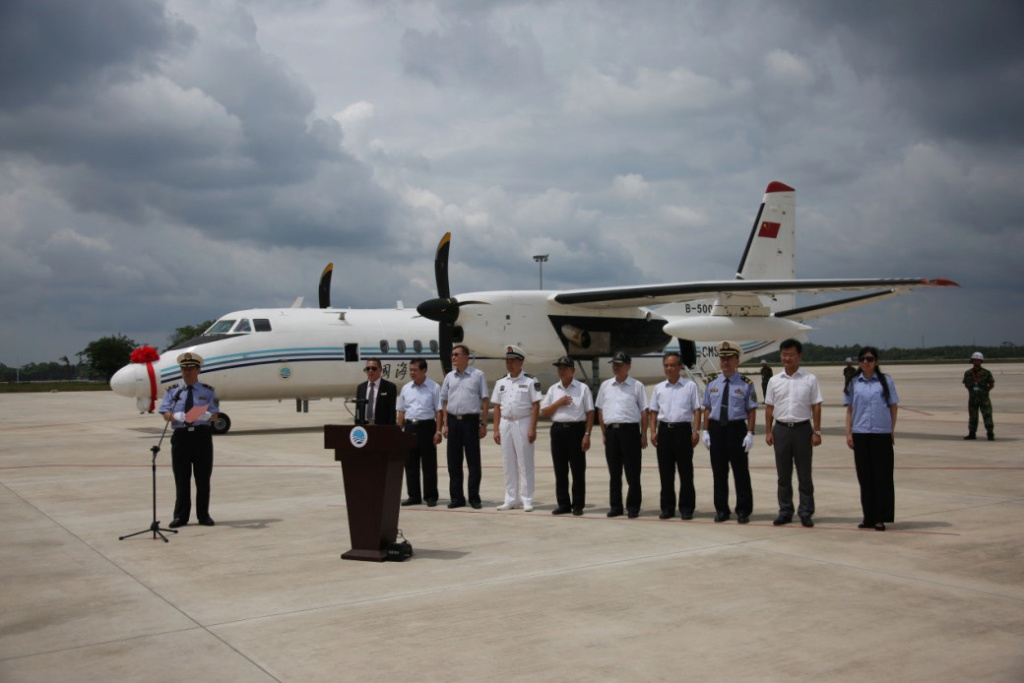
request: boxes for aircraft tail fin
[735,182,796,312]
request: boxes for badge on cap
[176,352,203,368]
[505,345,525,361]
[716,341,741,359]
[552,356,574,368]
[609,351,631,364]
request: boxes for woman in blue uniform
[843,346,898,531]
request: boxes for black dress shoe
[773,515,791,526]
[987,433,995,441]
[552,506,572,515]
[470,501,482,509]
[198,517,215,527]
[607,509,623,518]
[680,512,693,520]
[627,510,639,519]
[447,501,466,509]
[963,433,976,440]
[425,499,437,507]
[401,498,422,506]
[714,512,730,523]
[800,516,814,528]
[875,522,886,531]
[169,519,187,528]
[572,508,584,516]
[737,515,750,524]
[658,510,673,520]
[858,522,872,529]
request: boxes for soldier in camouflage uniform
[760,360,773,404]
[963,352,995,441]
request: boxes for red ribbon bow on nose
[129,346,160,412]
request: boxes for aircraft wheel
[212,413,231,435]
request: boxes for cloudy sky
[2,0,1022,366]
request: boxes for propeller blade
[435,232,451,299]
[318,263,334,309]
[439,323,453,374]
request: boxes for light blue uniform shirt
[844,373,899,434]
[158,382,218,428]
[703,373,757,421]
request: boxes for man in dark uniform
[355,357,397,426]
[158,352,220,528]
[963,352,995,440]
[701,341,757,524]
[843,357,857,388]
[760,360,773,404]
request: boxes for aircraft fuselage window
[397,340,407,353]
[254,319,271,332]
[206,320,236,335]
[345,343,358,362]
[413,340,422,353]
[379,340,390,353]
[429,340,439,353]
[233,319,252,333]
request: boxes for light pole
[533,254,549,290]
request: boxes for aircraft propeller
[416,232,487,374]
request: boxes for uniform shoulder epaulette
[524,373,535,379]
[201,382,215,391]
[740,375,754,385]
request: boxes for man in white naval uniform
[491,345,542,511]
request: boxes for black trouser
[604,423,642,513]
[656,422,694,515]
[708,420,752,516]
[404,421,439,503]
[447,415,481,505]
[551,421,587,510]
[852,433,895,524]
[170,427,213,523]
[772,421,814,519]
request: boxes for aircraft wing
[774,290,905,321]
[550,278,958,310]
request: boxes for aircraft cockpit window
[429,340,439,353]
[397,340,407,353]
[379,340,390,353]
[233,319,252,333]
[206,320,236,335]
[254,319,271,332]
[413,340,423,353]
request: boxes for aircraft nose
[109,363,146,398]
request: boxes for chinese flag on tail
[758,221,780,238]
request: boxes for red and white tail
[735,181,796,312]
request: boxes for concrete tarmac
[1,363,1023,682]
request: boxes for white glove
[173,411,185,422]
[199,411,212,422]
[743,432,754,453]
[701,430,711,450]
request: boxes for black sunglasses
[363,366,380,372]
[859,356,876,362]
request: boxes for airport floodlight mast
[533,254,549,289]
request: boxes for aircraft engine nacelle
[560,324,591,349]
[662,316,811,341]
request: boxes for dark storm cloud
[793,0,1024,145]
[0,0,194,109]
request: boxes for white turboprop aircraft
[110,181,956,433]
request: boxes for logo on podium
[349,426,369,448]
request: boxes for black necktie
[184,385,194,413]
[367,383,375,422]
[719,377,730,422]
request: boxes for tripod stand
[119,421,177,542]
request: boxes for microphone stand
[119,420,177,542]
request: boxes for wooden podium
[324,424,416,562]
